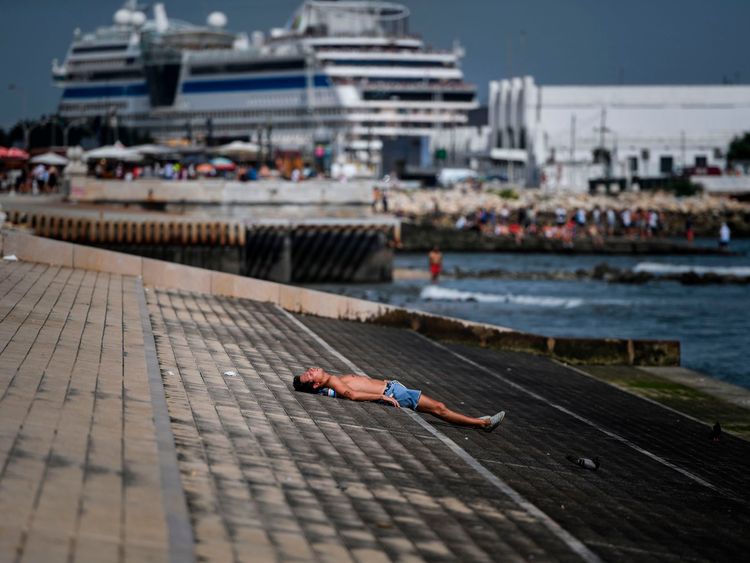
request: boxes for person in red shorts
[428,245,443,283]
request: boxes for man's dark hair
[293,375,316,393]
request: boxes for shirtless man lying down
[293,367,505,432]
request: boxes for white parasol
[215,140,260,158]
[83,142,143,162]
[29,152,69,166]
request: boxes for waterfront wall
[67,177,374,205]
[0,229,680,366]
[3,209,395,283]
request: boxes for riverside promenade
[0,232,749,562]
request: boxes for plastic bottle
[566,455,600,471]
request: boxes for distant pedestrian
[500,206,510,225]
[575,208,586,227]
[606,208,616,236]
[526,207,537,233]
[48,166,58,192]
[719,222,731,248]
[428,245,443,283]
[592,206,601,227]
[636,208,647,239]
[621,208,632,236]
[685,215,695,245]
[647,210,660,238]
[555,206,567,226]
[372,187,381,212]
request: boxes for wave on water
[420,285,583,308]
[633,262,750,276]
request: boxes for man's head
[293,367,326,393]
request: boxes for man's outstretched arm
[327,376,400,408]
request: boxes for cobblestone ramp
[0,262,171,562]
[297,315,750,562]
[147,289,584,562]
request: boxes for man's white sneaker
[481,411,505,432]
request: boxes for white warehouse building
[487,76,750,191]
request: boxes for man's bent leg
[416,394,487,429]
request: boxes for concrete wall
[0,229,680,366]
[68,177,374,205]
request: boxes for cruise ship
[54,1,478,174]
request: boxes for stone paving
[147,288,579,562]
[2,259,749,562]
[0,261,171,562]
[298,316,750,562]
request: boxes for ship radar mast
[113,1,148,28]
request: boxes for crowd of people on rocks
[448,203,721,246]
[448,204,735,247]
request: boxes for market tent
[83,143,142,162]
[130,144,176,157]
[215,140,259,158]
[1,147,30,160]
[30,152,69,166]
[210,157,236,171]
[195,163,215,174]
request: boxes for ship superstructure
[54,1,478,173]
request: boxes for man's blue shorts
[384,380,422,410]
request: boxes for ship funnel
[154,3,169,33]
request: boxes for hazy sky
[1,0,748,128]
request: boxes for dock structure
[3,207,397,283]
[1,231,749,562]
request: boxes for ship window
[67,69,144,81]
[190,59,306,75]
[363,91,433,101]
[322,59,450,68]
[442,92,475,102]
[72,44,128,54]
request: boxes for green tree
[728,132,750,162]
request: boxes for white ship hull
[54,1,478,172]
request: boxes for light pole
[48,115,64,148]
[7,83,28,148]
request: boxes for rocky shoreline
[399,223,741,254]
[396,264,750,285]
[389,187,750,238]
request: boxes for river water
[309,239,750,389]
